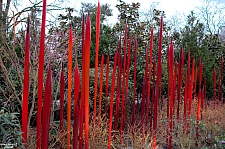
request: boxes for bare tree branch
[0,86,10,101]
[5,0,12,17]
[0,0,3,13]
[196,0,225,34]
[0,56,21,104]
[7,1,64,29]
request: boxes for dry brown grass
[201,101,225,146]
[26,101,225,149]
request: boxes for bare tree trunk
[0,0,2,13]
[5,0,11,17]
[0,0,11,32]
[0,0,3,31]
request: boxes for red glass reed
[168,40,174,149]
[153,16,163,149]
[37,0,47,147]
[187,50,190,100]
[196,89,201,146]
[132,38,137,125]
[79,13,85,149]
[84,14,91,149]
[173,62,177,110]
[167,47,170,120]
[123,24,127,91]
[60,66,64,149]
[41,66,52,149]
[146,79,151,131]
[115,53,121,130]
[105,56,110,113]
[146,29,154,129]
[94,2,101,124]
[74,65,80,107]
[67,26,73,149]
[150,59,156,131]
[98,54,104,126]
[73,65,80,149]
[176,60,181,121]
[108,52,118,149]
[22,15,30,148]
[124,35,131,129]
[120,67,125,143]
[120,81,125,144]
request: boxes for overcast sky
[7,0,225,31]
[71,0,200,24]
[13,0,200,23]
[75,0,199,15]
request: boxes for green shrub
[0,108,24,148]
